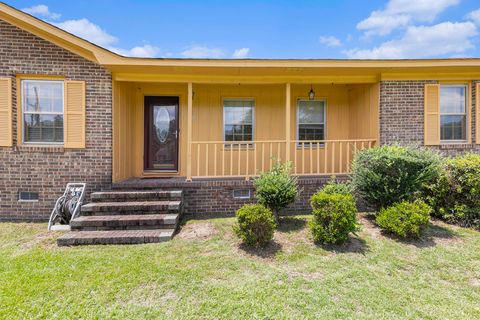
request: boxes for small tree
[253,160,299,223]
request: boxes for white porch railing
[189,139,376,179]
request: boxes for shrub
[376,200,431,239]
[254,160,299,223]
[309,192,358,245]
[233,204,276,247]
[321,180,353,195]
[424,153,480,228]
[351,145,441,210]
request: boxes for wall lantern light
[308,85,315,100]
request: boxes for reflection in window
[224,99,254,142]
[440,85,467,141]
[297,100,325,143]
[22,80,64,144]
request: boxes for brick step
[57,229,175,246]
[81,200,181,215]
[70,214,179,231]
[91,190,182,202]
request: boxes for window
[297,100,326,144]
[18,191,39,202]
[224,99,254,142]
[233,189,251,199]
[440,85,467,142]
[22,80,64,144]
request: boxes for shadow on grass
[318,235,370,255]
[394,223,461,248]
[238,240,283,259]
[277,216,308,233]
[361,212,461,248]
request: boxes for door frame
[143,96,180,172]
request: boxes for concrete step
[57,229,175,246]
[91,190,182,202]
[70,214,179,230]
[81,200,181,215]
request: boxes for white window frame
[232,189,251,199]
[21,79,65,145]
[296,98,327,148]
[223,98,255,144]
[439,84,468,143]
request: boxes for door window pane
[22,80,64,144]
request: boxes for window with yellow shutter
[425,83,470,145]
[18,79,86,148]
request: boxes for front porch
[113,81,379,181]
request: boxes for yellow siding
[0,78,12,147]
[113,81,136,182]
[424,84,440,145]
[113,82,379,179]
[348,83,379,140]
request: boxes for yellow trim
[186,82,193,181]
[2,2,480,75]
[285,83,291,161]
[477,83,480,144]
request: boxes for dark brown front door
[144,96,179,171]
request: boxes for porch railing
[189,139,376,179]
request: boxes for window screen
[22,80,64,144]
[297,100,325,142]
[224,99,254,142]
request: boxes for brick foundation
[380,80,480,155]
[113,176,349,216]
[0,19,112,221]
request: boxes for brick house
[0,3,479,227]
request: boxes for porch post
[285,83,291,162]
[187,82,193,181]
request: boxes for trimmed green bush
[254,160,299,223]
[376,200,431,239]
[309,192,358,245]
[321,180,353,195]
[233,204,276,247]
[424,153,480,229]
[351,145,441,210]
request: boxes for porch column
[285,83,291,161]
[186,82,193,181]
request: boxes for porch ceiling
[111,64,480,84]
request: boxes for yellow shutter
[64,80,86,148]
[477,83,480,144]
[424,84,440,145]
[0,78,12,147]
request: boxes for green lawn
[1,214,479,319]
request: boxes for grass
[1,214,479,319]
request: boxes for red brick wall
[380,80,480,155]
[113,176,350,216]
[0,19,112,221]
